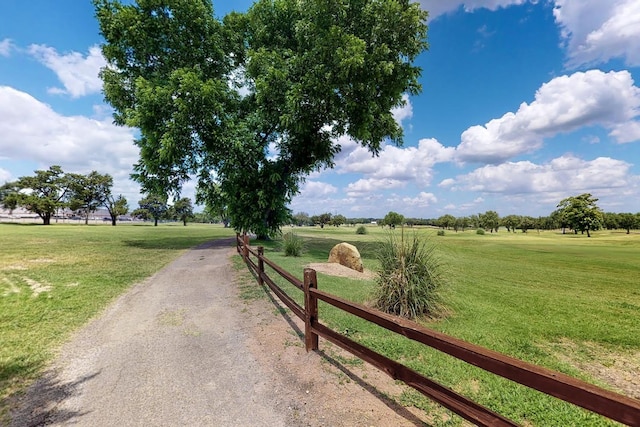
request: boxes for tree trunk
[111,216,117,226]
[154,218,158,226]
[586,228,591,237]
[183,219,187,226]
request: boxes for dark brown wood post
[243,233,249,259]
[236,233,240,254]
[303,268,319,352]
[257,246,264,286]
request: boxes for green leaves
[557,193,604,237]
[95,0,428,236]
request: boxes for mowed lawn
[252,225,640,426]
[0,222,236,419]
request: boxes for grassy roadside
[244,225,640,426]
[0,222,235,419]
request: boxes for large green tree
[557,193,603,237]
[479,210,500,233]
[67,171,113,224]
[4,166,71,225]
[94,0,428,238]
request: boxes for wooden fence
[236,234,640,426]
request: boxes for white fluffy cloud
[298,181,338,198]
[456,70,640,164]
[0,168,11,183]
[391,94,413,124]
[345,178,405,197]
[400,192,438,207]
[0,39,14,57]
[554,0,640,67]
[28,45,106,98]
[422,1,640,68]
[418,0,527,19]
[0,86,139,196]
[449,155,632,194]
[340,138,455,185]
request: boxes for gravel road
[10,238,290,426]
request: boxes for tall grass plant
[373,229,447,319]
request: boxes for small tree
[292,212,312,226]
[502,214,521,233]
[171,197,194,226]
[331,214,347,227]
[135,194,168,226]
[105,194,129,226]
[311,213,332,228]
[437,214,456,230]
[518,216,535,233]
[618,213,638,234]
[0,182,20,214]
[383,211,404,229]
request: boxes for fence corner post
[236,233,240,254]
[303,268,319,352]
[257,246,265,286]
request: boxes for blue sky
[1,0,639,219]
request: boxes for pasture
[1,222,638,425]
[255,225,640,426]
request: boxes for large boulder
[328,242,363,273]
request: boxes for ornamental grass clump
[282,231,304,257]
[356,225,368,235]
[374,230,447,320]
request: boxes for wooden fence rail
[236,234,640,426]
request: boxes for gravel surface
[10,238,434,427]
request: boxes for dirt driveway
[10,238,432,426]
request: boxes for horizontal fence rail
[236,234,640,426]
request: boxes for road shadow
[7,368,98,427]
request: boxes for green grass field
[250,225,640,426]
[1,222,638,425]
[0,222,236,420]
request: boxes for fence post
[303,268,319,352]
[243,233,249,259]
[236,233,240,254]
[258,246,264,286]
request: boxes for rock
[328,242,363,273]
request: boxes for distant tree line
[1,165,128,226]
[0,165,202,227]
[292,194,640,237]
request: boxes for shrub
[282,232,304,257]
[356,225,368,235]
[373,231,446,320]
[436,229,445,236]
[476,228,485,235]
